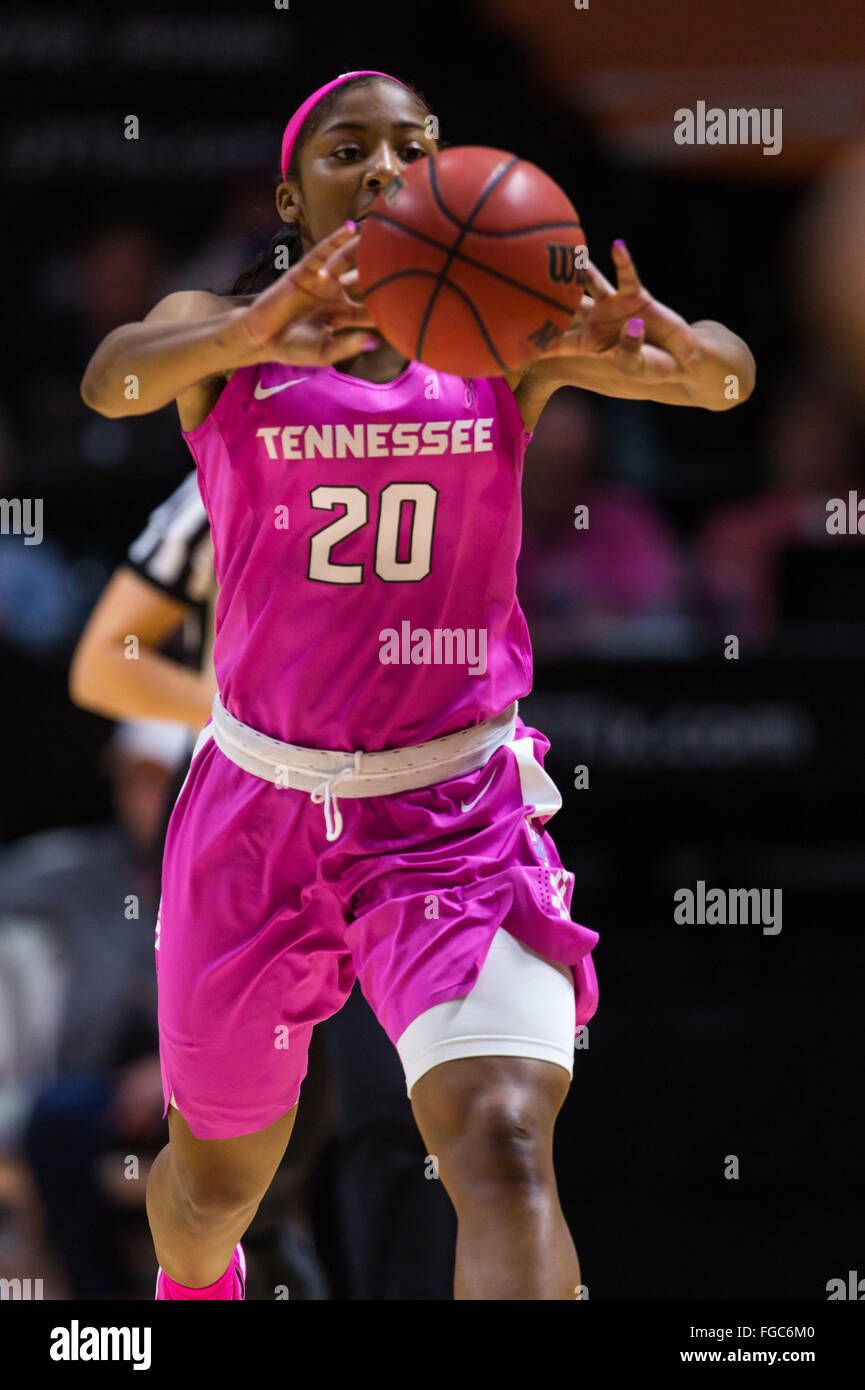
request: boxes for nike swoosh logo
[254,377,309,399]
[460,768,497,813]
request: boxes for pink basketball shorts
[154,713,600,1139]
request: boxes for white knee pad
[395,927,577,1098]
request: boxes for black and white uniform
[125,469,216,677]
[125,470,216,815]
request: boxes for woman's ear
[276,180,302,229]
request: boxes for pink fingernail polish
[613,239,627,251]
[344,220,357,231]
[361,336,379,351]
[626,317,644,338]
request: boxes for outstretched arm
[80,223,375,418]
[521,240,755,414]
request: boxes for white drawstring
[309,752,364,842]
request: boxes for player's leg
[346,720,598,1299]
[146,1101,299,1289]
[151,739,353,1294]
[403,927,582,1300]
[410,1051,578,1300]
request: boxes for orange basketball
[357,145,587,378]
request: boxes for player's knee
[172,1160,263,1227]
[443,1086,555,1196]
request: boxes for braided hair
[224,74,437,297]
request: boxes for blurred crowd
[520,366,865,655]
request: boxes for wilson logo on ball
[546,244,581,284]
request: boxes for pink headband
[280,70,412,180]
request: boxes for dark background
[1,0,863,1299]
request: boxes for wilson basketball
[356,145,587,377]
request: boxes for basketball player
[81,71,755,1301]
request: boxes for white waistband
[208,693,519,842]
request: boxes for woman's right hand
[226,223,381,367]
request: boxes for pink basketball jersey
[181,358,534,751]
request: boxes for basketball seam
[404,271,513,371]
[365,212,583,239]
[356,267,510,371]
[362,212,582,317]
[415,154,520,366]
[418,159,577,241]
[387,218,585,239]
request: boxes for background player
[70,471,216,739]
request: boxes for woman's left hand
[537,240,703,383]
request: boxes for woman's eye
[331,143,426,164]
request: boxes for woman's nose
[364,150,401,189]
